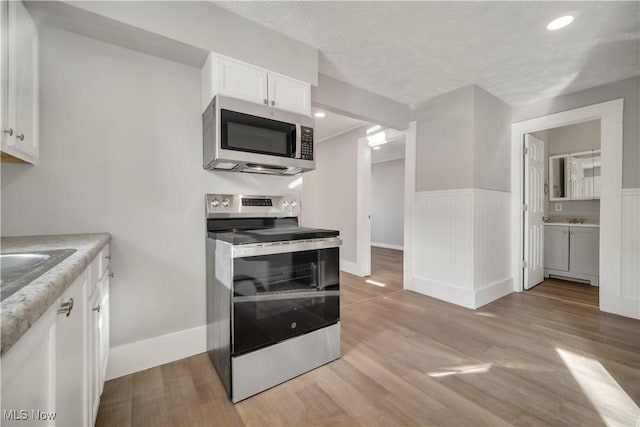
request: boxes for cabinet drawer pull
[3,128,13,136]
[57,298,74,317]
[270,100,275,106]
[16,133,24,141]
[108,272,114,278]
[263,99,268,105]
[105,255,111,260]
[92,304,101,313]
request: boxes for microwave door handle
[295,124,302,159]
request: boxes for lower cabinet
[544,225,599,285]
[0,245,110,427]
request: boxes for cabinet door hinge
[521,260,528,268]
[523,146,529,155]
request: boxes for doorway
[355,125,416,286]
[370,132,406,283]
[522,120,601,307]
[511,99,631,317]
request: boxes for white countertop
[544,222,600,228]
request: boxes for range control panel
[206,194,299,218]
[300,126,313,160]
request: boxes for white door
[524,134,545,289]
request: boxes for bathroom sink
[1,249,76,302]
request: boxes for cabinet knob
[3,128,13,136]
[263,99,268,105]
[16,133,24,141]
[563,229,568,234]
[270,100,275,106]
[92,304,101,313]
[57,298,74,317]
[108,272,114,278]
[105,255,111,260]
[571,231,575,235]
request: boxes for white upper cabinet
[202,53,311,116]
[268,72,311,116]
[1,0,39,164]
[218,57,269,107]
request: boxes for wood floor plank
[97,247,640,427]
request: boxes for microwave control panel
[300,126,314,160]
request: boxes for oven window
[221,109,296,157]
[232,247,339,356]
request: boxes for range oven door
[231,238,340,356]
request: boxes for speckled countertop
[1,233,111,356]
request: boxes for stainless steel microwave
[203,95,315,175]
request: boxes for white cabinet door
[55,272,88,427]
[0,308,56,427]
[268,72,311,116]
[570,227,600,276]
[218,57,268,106]
[11,0,38,159]
[544,226,569,272]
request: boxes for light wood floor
[97,247,640,427]
[527,278,599,307]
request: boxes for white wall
[301,126,366,267]
[0,28,300,355]
[412,86,475,192]
[371,159,404,249]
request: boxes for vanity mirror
[549,150,600,201]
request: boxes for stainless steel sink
[1,249,77,302]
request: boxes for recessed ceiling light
[547,15,574,31]
[372,146,381,150]
[314,112,326,118]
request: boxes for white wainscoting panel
[474,189,513,305]
[410,188,512,309]
[620,188,640,318]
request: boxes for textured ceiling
[214,1,639,107]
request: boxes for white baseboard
[475,278,513,308]
[408,276,475,309]
[340,259,364,276]
[106,325,206,380]
[371,242,404,251]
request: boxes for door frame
[355,122,417,279]
[510,99,623,314]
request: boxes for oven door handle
[234,290,339,303]
[232,237,342,258]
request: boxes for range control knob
[290,201,298,208]
[211,199,220,208]
[283,200,291,208]
[222,198,230,208]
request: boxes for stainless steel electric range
[205,194,341,403]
